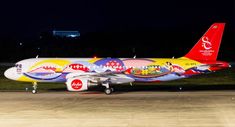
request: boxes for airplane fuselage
[4,57,229,83]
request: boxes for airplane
[4,23,231,95]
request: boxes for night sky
[0,0,234,61]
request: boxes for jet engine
[66,77,98,91]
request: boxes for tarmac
[0,91,235,127]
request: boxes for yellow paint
[18,59,72,82]
[29,59,71,71]
[150,58,201,70]
[18,75,37,82]
[141,70,148,75]
[88,58,102,63]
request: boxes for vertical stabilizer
[185,23,225,61]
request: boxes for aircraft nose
[4,67,20,80]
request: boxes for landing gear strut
[102,82,114,95]
[32,82,38,94]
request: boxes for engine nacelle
[66,77,98,91]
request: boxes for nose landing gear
[32,82,38,94]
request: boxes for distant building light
[53,30,80,38]
[67,34,78,38]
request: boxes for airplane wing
[66,71,135,84]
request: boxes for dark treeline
[0,26,234,62]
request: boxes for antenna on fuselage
[130,82,133,86]
[132,47,136,59]
[36,55,39,58]
[133,55,136,59]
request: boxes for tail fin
[184,23,225,61]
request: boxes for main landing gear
[32,82,38,94]
[102,82,114,95]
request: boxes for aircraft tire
[104,88,112,95]
[32,90,37,94]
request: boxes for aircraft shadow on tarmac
[48,84,235,94]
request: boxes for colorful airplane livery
[4,23,230,94]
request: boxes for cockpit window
[15,64,22,74]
